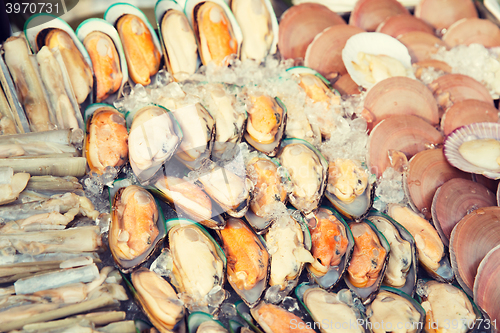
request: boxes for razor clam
[36,46,81,131]
[366,287,425,333]
[250,301,315,333]
[306,207,353,289]
[190,0,241,66]
[388,204,454,282]
[197,163,251,218]
[204,84,247,161]
[85,106,128,175]
[130,267,186,333]
[167,219,226,312]
[156,1,199,81]
[128,105,182,184]
[264,212,313,295]
[0,167,30,206]
[417,280,479,333]
[218,218,269,307]
[110,185,166,273]
[172,103,215,170]
[83,31,123,102]
[345,220,390,303]
[0,84,18,135]
[244,95,287,157]
[325,158,372,220]
[188,312,228,333]
[295,284,366,333]
[152,176,225,229]
[3,36,54,132]
[278,139,328,215]
[230,0,276,62]
[116,14,161,86]
[368,210,418,296]
[42,28,94,104]
[245,155,287,232]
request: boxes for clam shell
[76,18,128,102]
[450,206,500,296]
[342,32,415,90]
[344,220,390,304]
[376,14,434,38]
[441,99,499,136]
[304,25,364,80]
[368,115,444,178]
[443,122,500,179]
[349,0,409,32]
[442,18,500,48]
[332,74,360,96]
[415,0,478,31]
[431,178,496,247]
[367,210,418,296]
[362,76,439,131]
[404,148,469,219]
[473,244,500,325]
[429,74,494,113]
[278,3,346,60]
[397,31,448,63]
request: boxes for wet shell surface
[443,122,500,179]
[278,3,346,60]
[342,32,415,89]
[450,206,500,296]
[405,148,469,219]
[431,178,496,247]
[441,99,499,136]
[349,0,409,32]
[473,244,500,325]
[442,18,500,48]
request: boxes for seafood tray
[0,0,500,331]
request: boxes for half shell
[250,301,315,333]
[397,31,448,63]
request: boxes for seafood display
[1,0,500,331]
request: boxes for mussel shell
[218,218,270,308]
[367,209,418,296]
[344,219,390,304]
[306,206,354,290]
[278,138,328,215]
[188,312,227,333]
[244,97,287,157]
[110,184,166,273]
[404,148,469,219]
[443,122,500,180]
[249,301,314,333]
[366,286,426,333]
[431,178,496,247]
[450,206,500,296]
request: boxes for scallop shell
[415,0,478,31]
[278,3,346,60]
[442,18,500,48]
[332,74,360,96]
[441,99,499,136]
[376,14,434,38]
[397,31,448,63]
[349,0,409,32]
[450,206,500,296]
[473,244,500,325]
[342,32,415,90]
[443,122,500,179]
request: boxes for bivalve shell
[415,0,478,31]
[442,18,500,48]
[397,31,448,63]
[349,0,409,32]
[441,99,499,136]
[473,244,500,326]
[376,14,434,38]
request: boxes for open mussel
[186,0,242,66]
[367,210,418,296]
[278,139,328,215]
[218,218,269,307]
[85,104,128,175]
[110,184,166,273]
[105,3,162,86]
[77,18,128,103]
[325,158,372,220]
[345,220,390,303]
[230,0,277,62]
[129,267,186,333]
[245,154,287,232]
[366,286,425,333]
[250,301,315,333]
[388,204,454,283]
[166,218,226,312]
[128,104,183,184]
[306,207,353,289]
[152,176,225,229]
[244,95,287,157]
[188,312,228,332]
[156,0,199,81]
